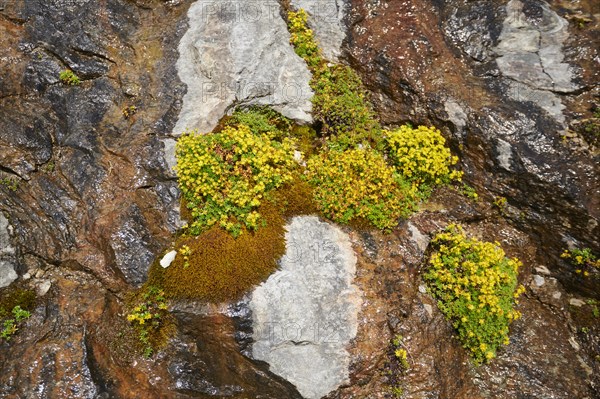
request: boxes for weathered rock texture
[1,0,599,397]
[345,0,599,297]
[493,0,580,124]
[331,188,598,398]
[0,1,306,397]
[250,216,361,399]
[173,0,314,136]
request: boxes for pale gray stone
[173,0,313,136]
[423,303,433,318]
[407,222,429,253]
[494,0,579,125]
[0,260,17,288]
[0,214,17,288]
[535,265,551,275]
[37,280,52,296]
[250,216,361,399]
[533,274,545,287]
[496,139,513,171]
[290,0,348,61]
[569,298,586,307]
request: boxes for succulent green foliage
[424,224,525,364]
[386,125,462,188]
[306,147,416,230]
[1,306,31,341]
[561,247,600,276]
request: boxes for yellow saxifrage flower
[306,147,417,230]
[424,224,524,365]
[386,125,462,196]
[175,124,296,236]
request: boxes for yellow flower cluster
[424,224,524,364]
[126,287,168,326]
[176,124,296,236]
[386,125,462,190]
[178,245,192,269]
[306,147,416,230]
[288,9,322,70]
[561,247,600,276]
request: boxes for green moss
[291,125,318,157]
[148,202,286,302]
[271,175,319,218]
[59,69,80,85]
[226,106,293,139]
[287,9,381,151]
[311,65,382,150]
[0,286,36,319]
[424,224,525,364]
[0,177,19,192]
[0,286,36,342]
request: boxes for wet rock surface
[1,0,305,397]
[250,216,361,399]
[327,189,598,398]
[345,0,599,296]
[1,0,599,398]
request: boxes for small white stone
[533,275,545,287]
[552,291,562,300]
[22,272,31,280]
[535,265,551,275]
[37,280,51,296]
[418,284,427,294]
[568,336,580,351]
[408,223,430,253]
[569,298,586,307]
[423,303,433,317]
[160,250,177,268]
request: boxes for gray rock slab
[0,260,17,288]
[0,214,17,288]
[494,0,579,125]
[250,216,361,399]
[172,0,313,136]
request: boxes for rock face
[290,0,349,61]
[250,216,361,399]
[172,0,314,136]
[345,0,599,296]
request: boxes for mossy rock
[0,284,36,319]
[148,203,286,302]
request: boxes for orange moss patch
[148,203,286,302]
[271,176,319,218]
